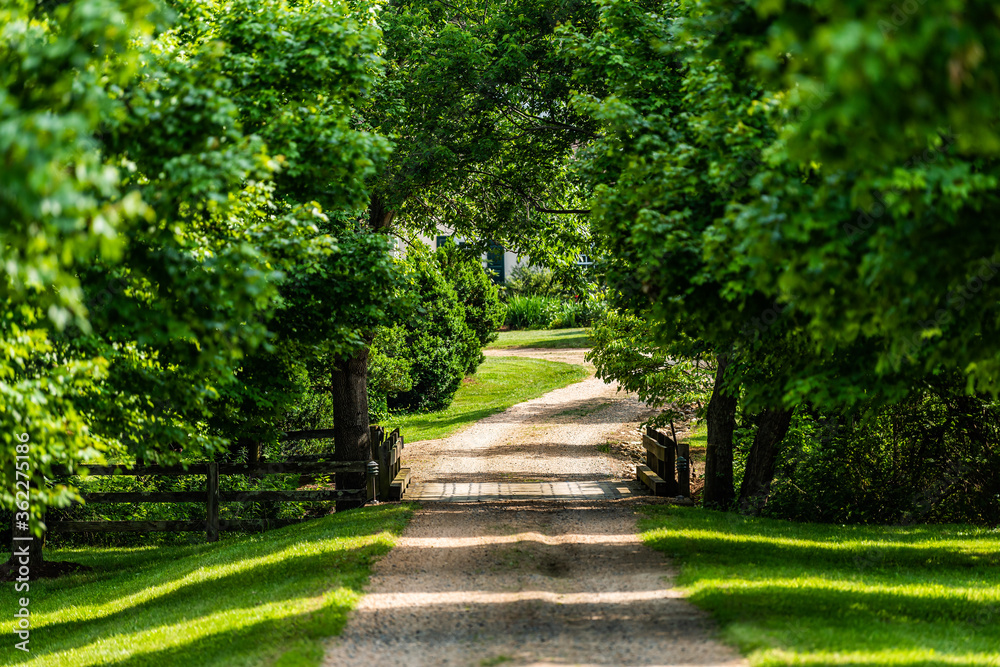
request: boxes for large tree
[2,0,399,559]
[323,0,606,499]
[569,0,1000,511]
[2,0,159,563]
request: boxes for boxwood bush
[377,243,502,414]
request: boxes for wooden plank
[220,489,366,502]
[48,520,206,533]
[282,429,337,442]
[206,462,219,543]
[54,464,203,476]
[81,489,368,504]
[389,467,411,501]
[218,461,367,475]
[636,464,669,496]
[655,428,677,449]
[58,460,368,477]
[642,434,668,459]
[642,434,677,494]
[81,492,204,503]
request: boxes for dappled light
[325,502,746,666]
[0,506,412,666]
[640,507,1000,666]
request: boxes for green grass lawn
[486,327,591,349]
[639,506,1000,666]
[686,420,707,449]
[387,356,587,441]
[1,504,412,667]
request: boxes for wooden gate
[636,425,690,498]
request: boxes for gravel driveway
[323,348,746,667]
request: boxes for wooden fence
[370,425,411,501]
[636,425,690,498]
[44,425,410,543]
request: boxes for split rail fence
[636,425,690,498]
[43,425,411,543]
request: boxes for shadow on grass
[0,504,413,667]
[639,506,1000,665]
[396,406,502,437]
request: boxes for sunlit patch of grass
[389,356,587,442]
[638,507,1000,667]
[686,420,707,449]
[487,328,591,349]
[0,504,413,667]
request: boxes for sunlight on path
[322,349,745,666]
[324,502,746,667]
[408,480,636,501]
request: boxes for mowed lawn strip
[486,327,591,349]
[638,506,1000,667]
[389,356,588,442]
[0,504,413,667]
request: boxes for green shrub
[368,324,414,423]
[385,249,472,413]
[504,265,562,299]
[435,240,504,373]
[504,293,608,330]
[504,294,554,329]
[762,379,1000,525]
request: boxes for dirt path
[405,347,653,491]
[323,349,746,667]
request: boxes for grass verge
[638,506,1000,666]
[388,356,587,442]
[487,328,591,349]
[1,504,413,667]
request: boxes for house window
[437,235,469,249]
[486,243,505,284]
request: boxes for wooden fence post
[677,441,690,498]
[206,462,219,543]
[391,429,402,481]
[377,435,391,500]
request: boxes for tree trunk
[703,353,738,509]
[368,192,396,231]
[738,406,795,514]
[331,344,372,511]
